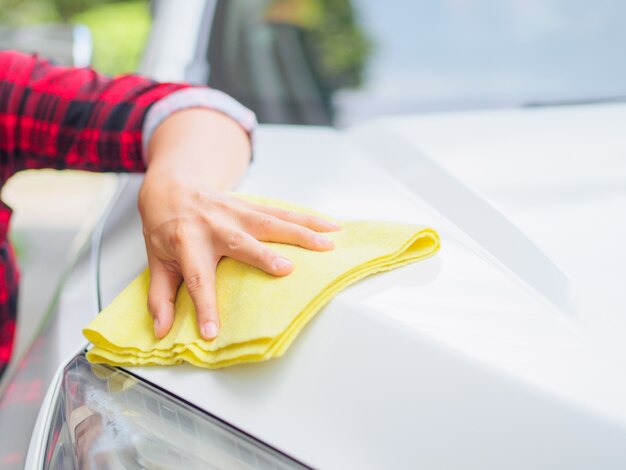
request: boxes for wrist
[146,108,251,165]
[145,108,252,190]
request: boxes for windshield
[338,0,626,124]
[207,0,626,126]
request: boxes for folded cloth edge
[85,228,439,369]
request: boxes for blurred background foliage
[266,0,370,89]
[71,1,150,75]
[0,0,368,90]
[311,0,370,89]
[0,0,150,75]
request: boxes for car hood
[98,105,626,469]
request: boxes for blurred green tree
[52,0,112,20]
[0,0,150,75]
[0,0,60,24]
[2,0,370,82]
[309,0,371,89]
[71,1,150,75]
[266,0,371,90]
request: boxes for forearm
[0,50,188,176]
[144,108,251,191]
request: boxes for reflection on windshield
[336,0,626,124]
[208,0,626,126]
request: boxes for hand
[139,108,340,340]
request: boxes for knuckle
[185,272,209,293]
[190,189,204,204]
[257,215,276,233]
[198,212,215,227]
[247,240,270,265]
[307,215,320,226]
[170,223,189,247]
[257,245,274,266]
[226,231,245,252]
[201,199,235,227]
[300,227,318,243]
[194,302,217,322]
[275,208,292,220]
[147,232,163,250]
[195,308,213,323]
[210,197,230,212]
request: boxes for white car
[2,0,626,468]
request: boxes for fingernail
[325,220,341,230]
[201,321,219,340]
[316,235,334,248]
[273,257,292,271]
[153,318,160,337]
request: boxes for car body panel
[380,104,626,301]
[91,120,626,468]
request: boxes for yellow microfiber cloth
[83,195,440,369]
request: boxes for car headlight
[42,354,306,469]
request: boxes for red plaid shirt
[0,51,190,376]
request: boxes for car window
[207,0,337,125]
[207,0,626,127]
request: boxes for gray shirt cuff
[142,88,257,163]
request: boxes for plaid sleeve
[0,50,190,178]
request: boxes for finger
[245,213,336,251]
[245,203,341,232]
[222,230,295,276]
[178,247,220,340]
[147,256,182,339]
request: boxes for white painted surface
[381,105,626,301]
[117,119,626,469]
[22,105,626,470]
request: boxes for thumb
[147,257,182,339]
